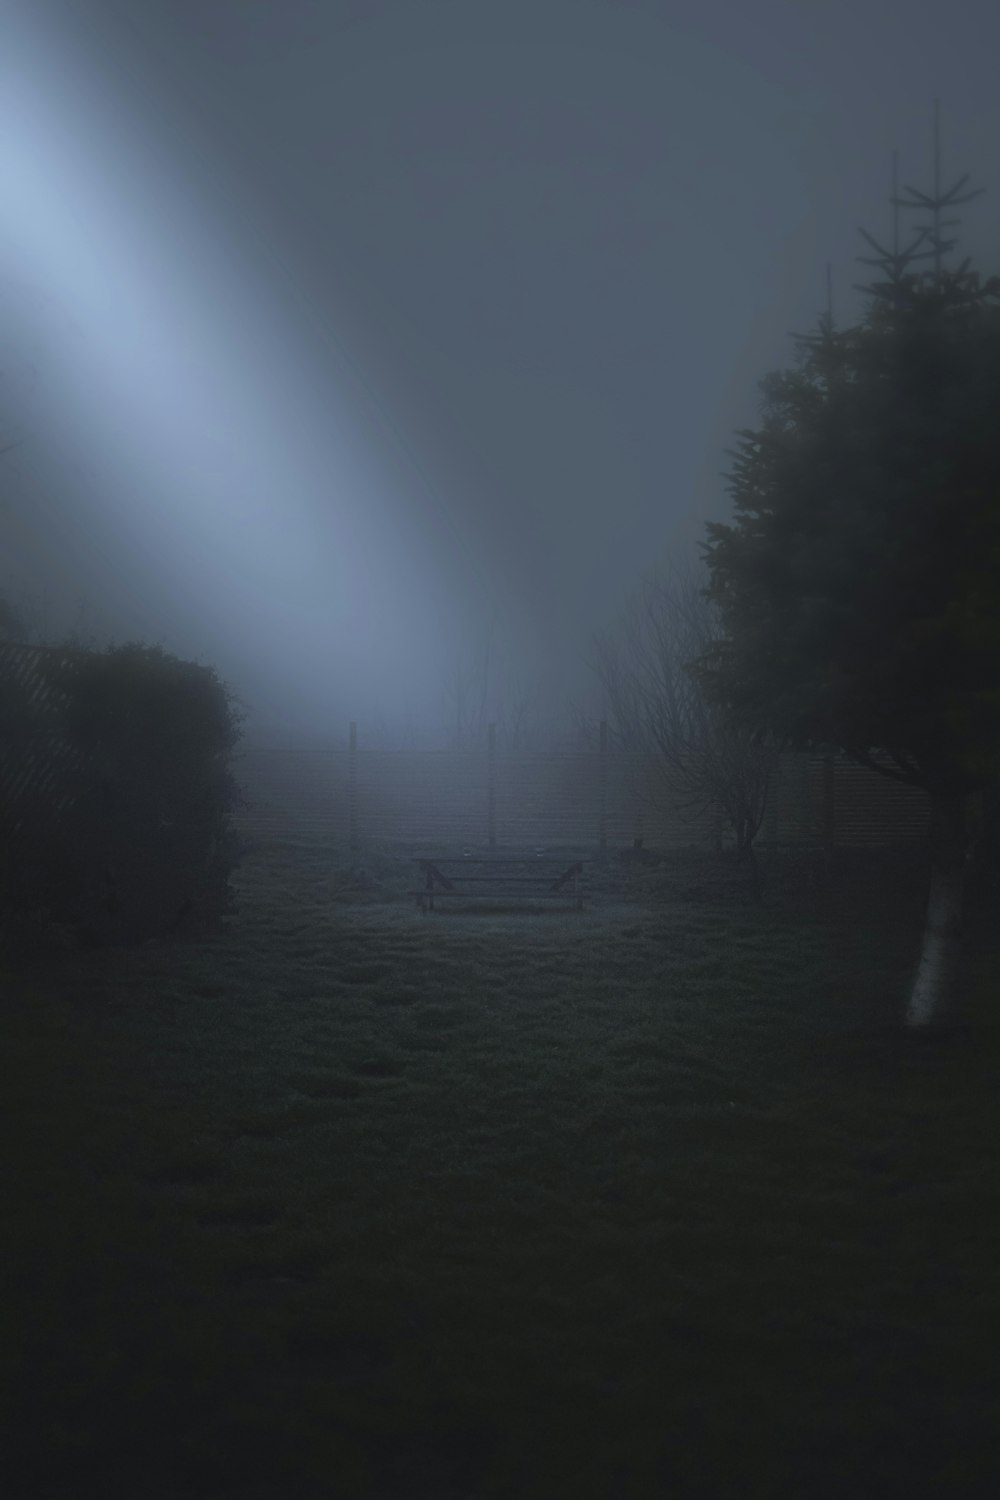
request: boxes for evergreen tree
[695,103,1000,1026]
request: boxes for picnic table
[411,853,587,911]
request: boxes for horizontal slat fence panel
[233,735,932,850]
[359,750,492,844]
[604,754,723,848]
[493,752,602,846]
[0,640,934,859]
[231,743,350,838]
[766,753,825,847]
[0,640,932,860]
[823,757,930,846]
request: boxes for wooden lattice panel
[0,641,101,838]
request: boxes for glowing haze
[1,9,473,735]
[3,1,1000,740]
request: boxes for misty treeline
[597,105,999,1028]
[0,579,591,754]
[434,613,605,754]
[0,578,111,656]
[440,618,540,752]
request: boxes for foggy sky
[3,0,999,738]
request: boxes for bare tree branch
[589,561,777,857]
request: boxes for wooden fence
[232,723,931,852]
[0,636,932,856]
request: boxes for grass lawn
[3,840,999,1499]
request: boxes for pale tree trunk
[906,792,976,1029]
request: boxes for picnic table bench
[412,854,587,912]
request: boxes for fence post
[487,722,496,848]
[599,719,608,854]
[349,720,358,851]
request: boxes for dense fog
[3,0,999,740]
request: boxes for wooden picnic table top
[413,854,589,865]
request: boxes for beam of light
[0,17,467,732]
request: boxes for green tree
[695,105,1000,1027]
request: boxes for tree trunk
[906,791,975,1029]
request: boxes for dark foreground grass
[3,841,999,1499]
